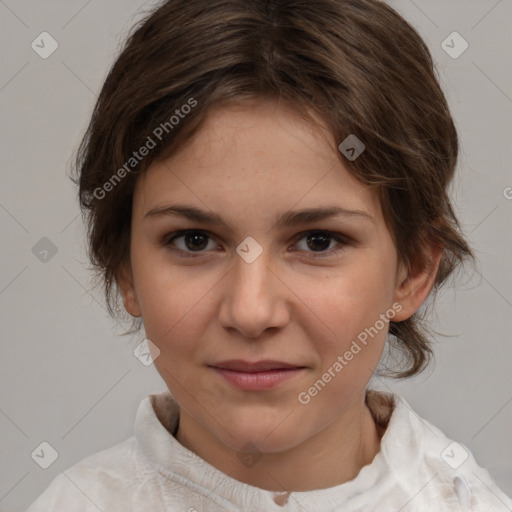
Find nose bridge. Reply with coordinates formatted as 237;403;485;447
231;245;273;304
219;242;287;337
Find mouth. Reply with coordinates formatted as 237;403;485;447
209;359;307;390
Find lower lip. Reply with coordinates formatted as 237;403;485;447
211;367;305;390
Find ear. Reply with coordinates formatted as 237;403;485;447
117;261;142;318
392;243;443;322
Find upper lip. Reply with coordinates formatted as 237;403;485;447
210;359;305;372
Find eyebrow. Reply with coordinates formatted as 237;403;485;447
144;203;374;228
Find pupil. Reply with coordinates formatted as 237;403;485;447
182;232;331;252
185;232;208;251
307;232;330;251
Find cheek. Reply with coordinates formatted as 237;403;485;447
296;273;390;414
131;253;216;351
302;261;394;340
295;260;394;401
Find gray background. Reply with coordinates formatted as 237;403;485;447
0;1;511;510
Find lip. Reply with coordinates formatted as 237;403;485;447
209;359;306;391
211;359;304;372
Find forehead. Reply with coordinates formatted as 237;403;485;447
133;101;382;226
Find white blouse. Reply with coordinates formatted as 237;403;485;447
27;390;512;511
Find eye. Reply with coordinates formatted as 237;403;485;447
163;229;349;258
163;230;219;256
293;230;349;258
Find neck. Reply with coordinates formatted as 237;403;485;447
175;393;383;492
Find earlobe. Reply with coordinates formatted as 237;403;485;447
392;246;443;322
117;264;142;318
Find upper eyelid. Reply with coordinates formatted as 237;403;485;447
166;229;349;250
167;228;347;240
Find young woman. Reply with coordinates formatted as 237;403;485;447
28;0;512;510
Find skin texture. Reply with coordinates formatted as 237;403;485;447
119;99;441;492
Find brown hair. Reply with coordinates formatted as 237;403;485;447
71;0;474;378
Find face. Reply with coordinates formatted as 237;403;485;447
120;100;428;455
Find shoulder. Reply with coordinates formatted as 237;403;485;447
369;390;512;511
26;436;157;512
27;390;179;512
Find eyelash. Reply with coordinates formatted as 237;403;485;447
162;230;350;259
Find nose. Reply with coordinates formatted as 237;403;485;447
218;250;289;339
